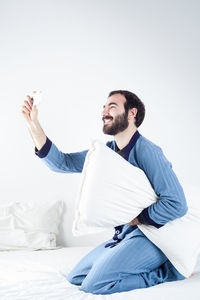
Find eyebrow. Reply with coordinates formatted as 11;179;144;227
103;102;118;109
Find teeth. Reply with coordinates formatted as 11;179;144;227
104;118;112;123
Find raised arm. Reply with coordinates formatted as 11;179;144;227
21;94;88;173
21;95;47;151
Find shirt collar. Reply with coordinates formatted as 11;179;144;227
115;130;141;161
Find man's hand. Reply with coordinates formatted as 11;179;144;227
21;94;46;151
127;217;141;226
21;95;38;125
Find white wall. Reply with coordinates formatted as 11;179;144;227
0;0;199;246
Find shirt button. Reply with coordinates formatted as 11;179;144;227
115;230;120;235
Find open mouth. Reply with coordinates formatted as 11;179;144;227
103;116;113;124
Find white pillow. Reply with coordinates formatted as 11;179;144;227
73;140;159;235
139;185;200;278
0;200;63;250
72;140;200;278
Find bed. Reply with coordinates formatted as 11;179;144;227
0;158;200;299
0;246;200;299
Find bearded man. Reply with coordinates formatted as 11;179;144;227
21;90;187;294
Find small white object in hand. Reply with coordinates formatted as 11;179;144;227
31;91;42;106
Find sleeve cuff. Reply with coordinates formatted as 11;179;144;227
35;137;52;158
137;207;164;228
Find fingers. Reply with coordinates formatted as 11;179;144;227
21;96;33;112
21;104;30;114
27;95;33;108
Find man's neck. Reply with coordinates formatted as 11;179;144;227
114;126;137;150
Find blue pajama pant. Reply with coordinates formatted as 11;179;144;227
67;225;184;294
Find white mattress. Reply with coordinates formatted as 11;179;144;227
0;247;200;300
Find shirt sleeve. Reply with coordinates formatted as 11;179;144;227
35;137;52;158
137;142;188;227
35;137;88;173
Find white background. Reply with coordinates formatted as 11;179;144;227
0;0;199;246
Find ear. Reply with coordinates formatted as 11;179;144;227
128;108;137;120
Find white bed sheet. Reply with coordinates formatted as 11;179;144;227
0;247;199;300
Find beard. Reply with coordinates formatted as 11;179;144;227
102;111;129;135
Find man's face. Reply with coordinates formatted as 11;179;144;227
102;94;129;135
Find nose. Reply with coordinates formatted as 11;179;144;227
102;106;109;117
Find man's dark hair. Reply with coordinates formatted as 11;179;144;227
108;90;145;128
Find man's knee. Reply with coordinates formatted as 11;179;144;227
79;271;146;294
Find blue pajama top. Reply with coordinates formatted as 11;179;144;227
35;130;188;228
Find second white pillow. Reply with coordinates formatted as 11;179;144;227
0;200;63;250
